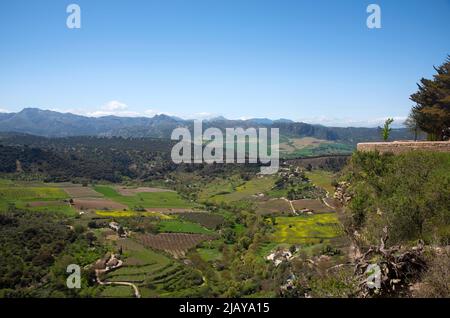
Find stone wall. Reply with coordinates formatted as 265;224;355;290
357;141;450;154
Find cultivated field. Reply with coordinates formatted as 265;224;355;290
256;199;292;215
279;137;332;153
305;170;336;194
102;238;205;297
136;233;214;258
116;186;174;196
291;199;334;213
94;185;195;209
28;200;67;207
72;198;128;210
272;213;342;245
0;187;68;201
200;175;276;204
95;210;172;219
158;219;213;235
145;207;197;214
63;186;104;198
176;212;225;229
0;185;76;215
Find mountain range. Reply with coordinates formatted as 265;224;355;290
0;108;415;144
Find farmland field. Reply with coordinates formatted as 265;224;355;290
279;137;332;154
135;233;214;258
106;238;204;297
281;142;354;159
94;185;195;209
200;175;276;204
197;247;223;262
116;186;174;196
95;210;172;219
158;219;213;235
72;198;128;210
305;170;335;194
63;186;104;198
100;285;135;298
144;207;197;213
272;213;342;245
0;187;68;201
0;185;76;215
176;212;225;229
256;199;292;215
291;199;334;213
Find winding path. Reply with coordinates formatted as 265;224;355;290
95;253;141;298
281;197;297;215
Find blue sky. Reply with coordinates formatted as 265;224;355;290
0;0;449;126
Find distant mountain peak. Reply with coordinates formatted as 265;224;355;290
245;118;274;125
207;116;227;122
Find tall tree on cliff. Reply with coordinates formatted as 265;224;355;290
410;55;450;141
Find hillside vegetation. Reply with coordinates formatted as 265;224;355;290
341;151;450;246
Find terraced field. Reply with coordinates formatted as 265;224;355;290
103;238;203;297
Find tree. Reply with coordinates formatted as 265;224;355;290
404;113;420;141
380;118;394;141
410;56;450;141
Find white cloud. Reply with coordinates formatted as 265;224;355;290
87;110;141;117
0;108;11;113
102;100;128;111
85;100;141;117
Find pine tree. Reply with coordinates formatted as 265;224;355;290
410;56;450;140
